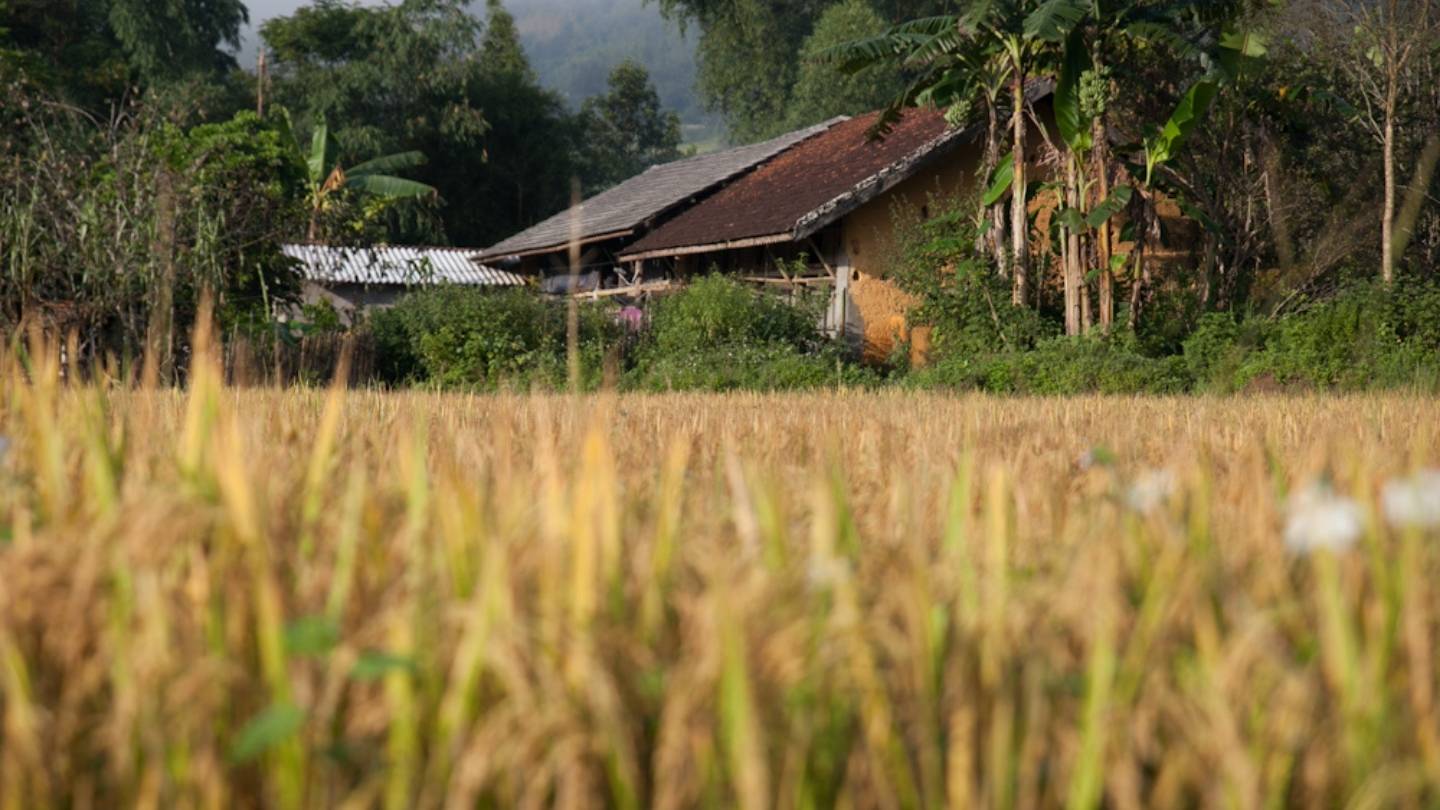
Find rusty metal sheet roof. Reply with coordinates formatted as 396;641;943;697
475;119;845;261
619;109;974;260
282;244;525;287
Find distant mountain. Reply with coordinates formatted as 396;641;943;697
508;0;721;144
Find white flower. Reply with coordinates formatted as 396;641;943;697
1284;483;1364;555
1125;469;1178;514
806;557;850;591
1381;470;1440;530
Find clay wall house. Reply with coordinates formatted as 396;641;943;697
615;106;1053;359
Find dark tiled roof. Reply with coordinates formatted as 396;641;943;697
476;119;845;261
619;109;973;259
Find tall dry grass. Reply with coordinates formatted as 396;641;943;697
2;326;1440;809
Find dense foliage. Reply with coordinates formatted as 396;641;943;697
0;94;304;371
2;0;1438;395
370;287;623;390
0;0;248;105
893;196;1440;394
629;275;874;391
368;276;874;392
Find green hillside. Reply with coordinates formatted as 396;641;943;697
508;0;721;146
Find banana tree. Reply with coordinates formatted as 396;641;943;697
1125;26;1266;327
968;0;1089;307
1044;0;1259;333
827;0;1090;308
290;118;439;241
831;15;1014;269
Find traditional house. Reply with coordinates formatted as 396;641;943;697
282;244;525;324
473;119;845;294
615;108;1037;355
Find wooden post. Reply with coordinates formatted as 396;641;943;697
829;241;852;340
256;48;268;119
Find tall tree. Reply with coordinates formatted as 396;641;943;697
1048;0;1258;332
106;0;248;82
579;60;684;191
263;0;482;243
654;0;950;143
785;0;903;131
469;0;586;237
1304;0;1438;284
478;0;533;81
0;0;247;105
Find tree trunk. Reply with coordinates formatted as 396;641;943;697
256;48;268;118
1064;155;1082;336
1382;98;1397;284
1127;194;1151;331
148;169;178;385
1093;117;1113;332
980;99;1009;274
1010;66;1030;306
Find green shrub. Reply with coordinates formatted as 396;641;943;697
643;274;826;356
369;286;621;390
1181;312;1276;392
912;336;1193;395
889;199;1057;357
629;274;871;391
1231;279;1440;391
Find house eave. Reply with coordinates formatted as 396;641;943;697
620;232;794;262
476;228;636;262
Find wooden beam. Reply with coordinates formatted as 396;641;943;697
739;276;831;286
808;237;836;278
621;232;792;262
562;280;675;300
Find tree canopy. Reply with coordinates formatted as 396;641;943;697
0;0;248;105
579;59;685;192
654;0;950;142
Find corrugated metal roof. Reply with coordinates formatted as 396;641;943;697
619;109;973;260
475;118;847;261
282;245;525;287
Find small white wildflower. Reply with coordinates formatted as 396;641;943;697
1381;470;1440;530
1125;469;1178;514
1284;483;1364;555
806;557;850;591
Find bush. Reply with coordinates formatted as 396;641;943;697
369;286;622;390
629;274;873;391
912;335;1193;395
1207;278;1440;392
1180;312;1277;392
642;274;826;356
0;94;305;359
889;198;1057;358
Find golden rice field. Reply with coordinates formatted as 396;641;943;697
4;339;1440;809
